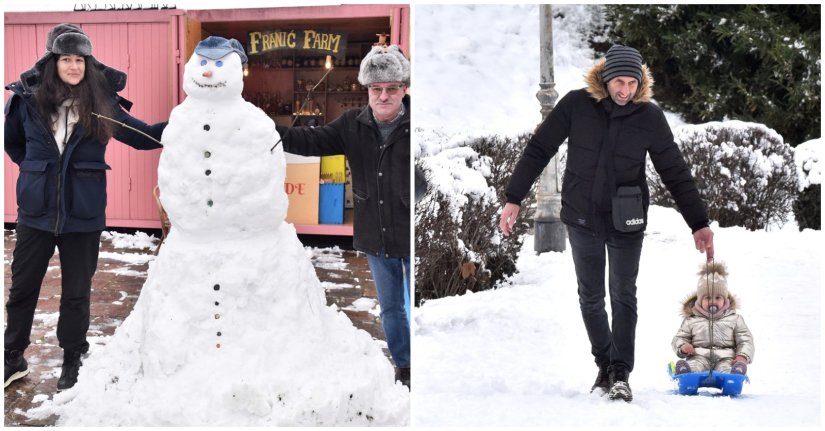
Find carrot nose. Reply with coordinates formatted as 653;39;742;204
202;70;213;78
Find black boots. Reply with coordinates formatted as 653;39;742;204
590;364;610;394
4;350;29;388
607;365;632;402
57;350;84;391
395;367;410;389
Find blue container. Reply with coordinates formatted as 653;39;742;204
319;183;345;224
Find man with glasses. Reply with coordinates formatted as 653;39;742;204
276;44;411;388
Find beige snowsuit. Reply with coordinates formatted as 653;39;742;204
671;294;755;373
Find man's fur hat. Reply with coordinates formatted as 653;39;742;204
358;45;410;87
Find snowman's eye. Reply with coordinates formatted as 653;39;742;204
200;59;207;66
216;60;223;68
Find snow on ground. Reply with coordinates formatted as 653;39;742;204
345;297;378;312
99;268;148;278
100;230;159;250
321;281;356;291
415;4;540;147
413;206;822;426
95;251;156;265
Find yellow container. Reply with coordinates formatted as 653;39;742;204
320;155;346;184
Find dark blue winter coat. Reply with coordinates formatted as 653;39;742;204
4;74;165;234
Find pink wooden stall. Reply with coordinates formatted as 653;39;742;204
4;5;410;235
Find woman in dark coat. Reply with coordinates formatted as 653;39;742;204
3;23;165;391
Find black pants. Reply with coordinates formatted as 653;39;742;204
567;225;643;372
5;223;101;354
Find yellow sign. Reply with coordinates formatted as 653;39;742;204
248;29;347;58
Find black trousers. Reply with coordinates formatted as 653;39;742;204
567;225;644;372
5;223;101;354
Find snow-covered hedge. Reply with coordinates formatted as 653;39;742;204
648;121;798;230
415;134;536;304
791;138;822;230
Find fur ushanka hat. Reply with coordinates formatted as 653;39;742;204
20;23;127;92
357;44;410;87
46;23;93;58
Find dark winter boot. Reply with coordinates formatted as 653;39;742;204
590;363;610;394
57;350;83;391
395;367;410;389
4;350;29;389
607;365;632;402
731;361;747;375
674;360;691;375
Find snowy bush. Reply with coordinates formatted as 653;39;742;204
415;134;536;304
793;185;820;231
647;121;798;230
791;139;822;230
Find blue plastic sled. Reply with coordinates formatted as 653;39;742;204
667;363;750;396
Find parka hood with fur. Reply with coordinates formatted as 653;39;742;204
680;293;739;319
584;58;654;104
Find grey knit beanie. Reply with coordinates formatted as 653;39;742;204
358;45;410;86
601;45;643;83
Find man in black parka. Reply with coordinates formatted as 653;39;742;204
276;45;411;388
499;45;715;402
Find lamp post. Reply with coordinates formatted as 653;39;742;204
533;4;565;253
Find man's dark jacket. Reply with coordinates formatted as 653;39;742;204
4;65;165;235
506;60;708;235
278;96;410;258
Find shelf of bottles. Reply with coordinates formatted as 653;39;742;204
245;46;371;126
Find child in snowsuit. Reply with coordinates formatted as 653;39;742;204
672;261;754;375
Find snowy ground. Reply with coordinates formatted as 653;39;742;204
413;207;822;426
4;230;389;426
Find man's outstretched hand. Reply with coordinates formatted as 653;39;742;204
499;203;521;237
693;227;715;261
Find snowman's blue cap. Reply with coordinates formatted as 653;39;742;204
195;36;248;64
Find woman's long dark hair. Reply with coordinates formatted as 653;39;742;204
34;55;115;144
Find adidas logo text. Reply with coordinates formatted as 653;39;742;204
625;218;644;226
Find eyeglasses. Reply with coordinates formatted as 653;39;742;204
368;85;405;96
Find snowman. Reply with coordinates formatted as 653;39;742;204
31;36;410;426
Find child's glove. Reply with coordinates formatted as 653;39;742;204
731;361;747;375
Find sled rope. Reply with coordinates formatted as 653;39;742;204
707;258;716;377
92;112;163;145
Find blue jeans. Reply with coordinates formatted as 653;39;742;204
367;253;411;368
567;226;644;372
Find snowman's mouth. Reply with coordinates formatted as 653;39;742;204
191;78;227;89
